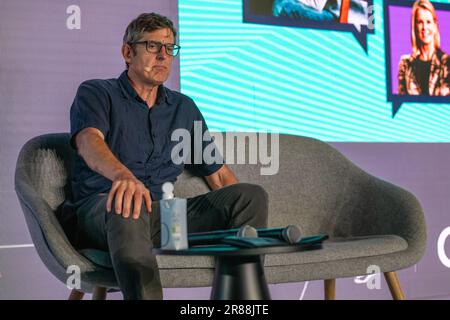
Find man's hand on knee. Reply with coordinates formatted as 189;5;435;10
106;172;152;219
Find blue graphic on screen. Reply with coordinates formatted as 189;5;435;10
178;0;450;142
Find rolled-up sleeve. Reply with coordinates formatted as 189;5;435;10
69;81;110;149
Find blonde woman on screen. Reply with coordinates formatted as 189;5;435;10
398;0;450;96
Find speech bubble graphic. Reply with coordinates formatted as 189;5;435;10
243;0;375;52
384;0;450;117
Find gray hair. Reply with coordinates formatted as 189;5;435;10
123;13;177;68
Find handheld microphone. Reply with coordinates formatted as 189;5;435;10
257;225;302;244
188;225;257;246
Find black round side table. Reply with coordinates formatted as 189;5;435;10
154;240;323;300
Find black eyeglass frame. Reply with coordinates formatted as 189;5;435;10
128;40;181;57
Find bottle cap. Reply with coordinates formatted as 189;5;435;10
162;182;174;199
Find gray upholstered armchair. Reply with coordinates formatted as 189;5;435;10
15;133;426;299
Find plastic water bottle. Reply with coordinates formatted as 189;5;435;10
160;182;188;250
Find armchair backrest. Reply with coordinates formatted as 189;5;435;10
14;133;96;279
16;132;425;249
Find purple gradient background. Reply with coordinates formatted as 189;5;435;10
389;5;450;94
2;0;450;300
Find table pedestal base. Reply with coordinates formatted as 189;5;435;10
210;255;270;300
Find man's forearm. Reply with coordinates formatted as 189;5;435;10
76;128;152;216
205;164;238;190
217;167;238;189
76;130;133;181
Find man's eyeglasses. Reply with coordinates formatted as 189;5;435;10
128;40;180;57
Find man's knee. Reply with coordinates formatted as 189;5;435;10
227;183;269;228
232;183;269;207
105;199;151;235
228;183;269;223
106;196;152;218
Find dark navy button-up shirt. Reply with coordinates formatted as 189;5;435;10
69;70;222;204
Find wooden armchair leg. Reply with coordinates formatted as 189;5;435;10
384;272;405;300
324;279;336;300
68;289;84;300
92;286;107;300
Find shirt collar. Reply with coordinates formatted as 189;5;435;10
118;70;173;105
